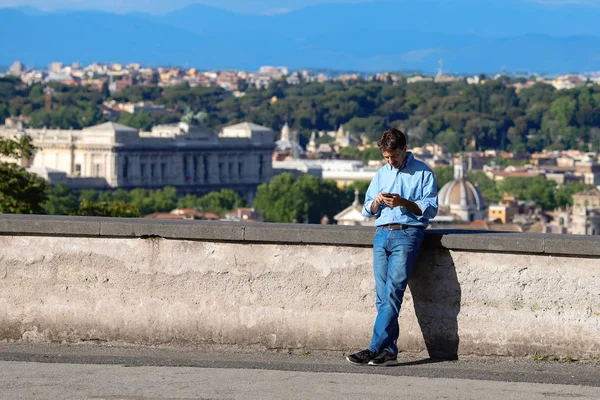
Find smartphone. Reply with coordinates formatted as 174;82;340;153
381;192;394;198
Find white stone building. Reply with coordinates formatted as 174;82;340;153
0;121;275;202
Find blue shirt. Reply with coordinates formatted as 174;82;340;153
362;152;438;228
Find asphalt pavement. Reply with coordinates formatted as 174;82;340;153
0;342;598;399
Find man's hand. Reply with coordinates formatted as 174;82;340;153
371;192;389;213
381;193;405;208
381;193;423;216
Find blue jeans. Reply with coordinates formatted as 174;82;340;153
368;227;424;355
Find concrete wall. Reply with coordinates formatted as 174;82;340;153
0;214;599;359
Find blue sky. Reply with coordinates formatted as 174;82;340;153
0;0;354;14
1;0;599;15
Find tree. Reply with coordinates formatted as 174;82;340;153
555;182;593;208
467;171;500;203
254;173;353;224
196;189;247;216
498;176;557;210
101;81;110;99
254;173;297;222
360;147;383;164
291;175;322;223
550;97;577;128
0;135;47;213
338;146;361;160
42;183;79;215
434;166;454;190
177;194;201;209
434;129;462;154
74;200;140;217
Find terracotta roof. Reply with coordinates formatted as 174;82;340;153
145;208;219;220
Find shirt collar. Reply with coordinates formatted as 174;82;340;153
385;151;414;171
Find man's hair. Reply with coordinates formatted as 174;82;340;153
377;128;407;151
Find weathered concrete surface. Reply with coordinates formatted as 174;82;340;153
1;225;599;359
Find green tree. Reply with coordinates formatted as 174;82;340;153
196;189;247;216
550;97;577;128
177;194;201;209
0;135;47;213
291;174;322;223
74;200;140;217
434;166;454;190
338;146;361;160
254;173;353;224
498;176;557;210
254;173;297;222
555;182;593;208
101;81;110;99
42;183;79;215
360;147;383;164
467;171;500;203
435;129;462;154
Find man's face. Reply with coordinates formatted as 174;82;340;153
382;147;407;169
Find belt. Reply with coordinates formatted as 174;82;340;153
380;224;424;230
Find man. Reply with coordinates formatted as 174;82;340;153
346;128;438;366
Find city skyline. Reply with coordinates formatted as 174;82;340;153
3;0;600;74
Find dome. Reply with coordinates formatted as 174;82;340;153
439;178;486;211
437;157;488;222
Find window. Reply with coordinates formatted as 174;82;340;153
193;157;198;182
161;163;167;180
94;164;101;177
203;157;209;182
141;164;146;178
74;164;82;177
183;156;190;181
150;164;155;178
123;157;128;178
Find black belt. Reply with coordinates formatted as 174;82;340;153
380;224;424;230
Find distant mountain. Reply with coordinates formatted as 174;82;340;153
156;0;600;38
1;2;599;74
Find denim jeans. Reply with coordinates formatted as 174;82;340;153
368;227;425;355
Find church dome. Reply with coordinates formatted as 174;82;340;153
438;178;486;211
438;157;488;222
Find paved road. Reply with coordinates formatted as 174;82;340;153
0;343;598;400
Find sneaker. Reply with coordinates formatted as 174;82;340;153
346;349;377;365
368;349;398;366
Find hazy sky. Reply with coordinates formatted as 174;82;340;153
0;0;361;14
1;0;598;14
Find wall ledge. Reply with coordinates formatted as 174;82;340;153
1;214;599;257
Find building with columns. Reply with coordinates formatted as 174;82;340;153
0;121;275;202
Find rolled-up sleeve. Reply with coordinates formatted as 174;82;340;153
362;172;381;218
415;170;438;220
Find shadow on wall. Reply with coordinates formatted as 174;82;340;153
409;247;461;360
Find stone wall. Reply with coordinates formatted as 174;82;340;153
0;215;598;359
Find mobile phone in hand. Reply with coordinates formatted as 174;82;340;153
381;192;394;198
